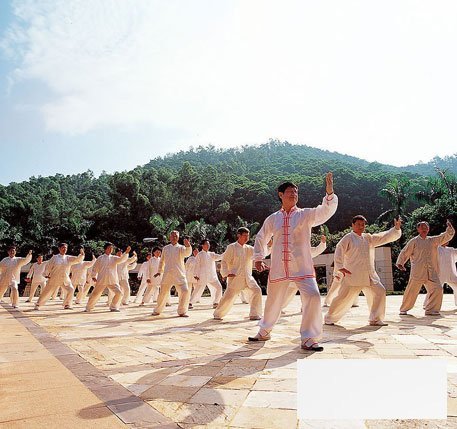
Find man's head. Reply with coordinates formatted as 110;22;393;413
277;182;298;207
417;221;430;237
192;248;199;257
236;227;250;245
201;239;210;252
104;242;114;254
145;252;152;261
36;254;43;263
58;243;68;255
7;245;16;258
169;230;179;245
116;249;123;257
152;246;162;258
351;215;368;235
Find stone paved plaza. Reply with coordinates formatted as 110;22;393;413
1;294;457;428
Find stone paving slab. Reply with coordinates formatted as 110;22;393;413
2;294;457;428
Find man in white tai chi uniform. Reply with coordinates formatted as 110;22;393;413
0;246;32;308
114;250;137;305
35;243;84;310
25;254;47;302
72;255;96;304
397;220;455;316
249;172;337;351
214;227;262;321
141;247;166;305
189;240;223;309
185;248;199;306
324;216;402;326
152;231;192;317
438;242;457;306
86;243;131;312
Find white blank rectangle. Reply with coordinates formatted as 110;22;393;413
297;359;447;419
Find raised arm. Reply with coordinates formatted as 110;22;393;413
431;220;455;246
310;236;327;258
369;218;402;247
311;173;338;227
17;250;33;268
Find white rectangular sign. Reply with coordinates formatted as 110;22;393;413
297;359;447;420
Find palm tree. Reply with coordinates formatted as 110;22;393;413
377;177;411;224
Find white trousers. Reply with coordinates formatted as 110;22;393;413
28;281;47;301
324;280;386;324
239;289;250;303
324;279;359;307
214;276;262;319
0;281;19;307
134;278;148;303
142;283;171;305
190;279;222;305
154;280;190;315
257;278;322;342
86;283;122;311
37;280;74;308
424;281;457;308
75;282;89;304
400;278;442;313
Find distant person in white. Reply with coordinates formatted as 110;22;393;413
152;231;192;317
190;239;223;309
25;254;47;302
86;243;131;312
397;220;455;316
35;243;84;310
71;255;96;304
324;216;402;326
113;249;137;305
135;252;152;303
141;247;167;305
185;248;199;307
249;173;338;352
0;246;32;308
213;227;262;320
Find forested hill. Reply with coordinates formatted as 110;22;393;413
1;140;456;255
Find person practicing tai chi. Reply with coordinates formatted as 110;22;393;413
324;216;402;326
152;231;192;317
185;248;199;306
71;254;96;304
281;235;327;313
25;254;47;302
213;227;262;321
113;249;137;305
35;243;84;310
323;266;359;308
438;242;457;306
135;252;152;303
189;239;223;309
249;172;338;351
0;246;33;308
141;247;166;305
397;220;455;316
86;243;131;312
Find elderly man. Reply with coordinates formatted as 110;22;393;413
324;216;402;326
35;243;84;310
0;246;33;308
213;227;263;321
152;231;192;317
397;220;455;316
86;243;131;312
249;173;338;351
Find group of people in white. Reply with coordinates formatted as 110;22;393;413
1;172;456;352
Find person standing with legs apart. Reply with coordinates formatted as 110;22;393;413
113;250;137;306
0;246;32;309
214;227;263;321
397;220;455;316
141;247;164;305
324;216;402;326
72;255;96;304
185;248;199;308
25;254;47;302
249;172;338;351
35;244;84;310
190;240;223;309
152;231;192;317
86;243;131;312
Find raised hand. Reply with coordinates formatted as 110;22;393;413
394;217;403;230
325;172;334;195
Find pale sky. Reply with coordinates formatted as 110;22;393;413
1;0;457;184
